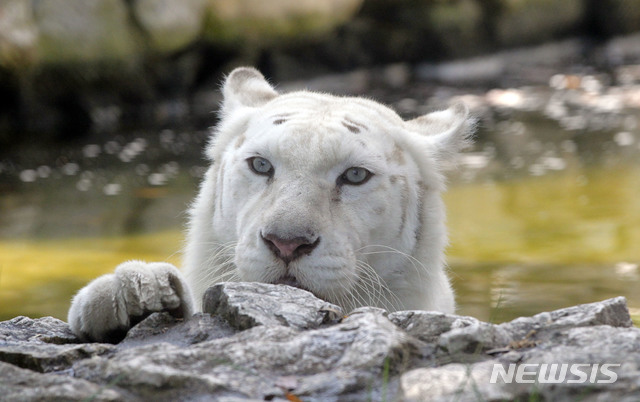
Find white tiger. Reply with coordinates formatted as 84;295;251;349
68;67;474;342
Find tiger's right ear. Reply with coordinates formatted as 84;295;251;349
221;67;278;116
406;102;475;165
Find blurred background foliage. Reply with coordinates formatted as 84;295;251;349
0;0;639;323
1;0;640;143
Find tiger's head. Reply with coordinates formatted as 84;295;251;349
184;67;474;313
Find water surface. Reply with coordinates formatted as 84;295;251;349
1;162;638;323
1;81;639;324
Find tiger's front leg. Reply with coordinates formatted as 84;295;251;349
67;261;194;343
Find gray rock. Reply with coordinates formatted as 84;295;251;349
0;0;39;68
399;297;639;401
0;361;126;402
498;295;633;340
203;0;363;43
202;282;344;330
33;0;142;63
416;39;586;85
132;0;207;53
437;319;512;358
0;0;363;69
0;285;638;401
0;316;115;373
400;324;640;402
0;316;78;344
70;305;411;400
0;341;114;374
494;0;585;47
118;312;235;348
389;310;482;343
400;363;513;402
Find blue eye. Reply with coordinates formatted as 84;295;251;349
340;167;372;185
248;157;274;176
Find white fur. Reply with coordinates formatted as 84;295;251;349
68;67;474;342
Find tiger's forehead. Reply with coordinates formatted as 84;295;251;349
239;93;406;171
244;92;405;143
261;91;405;128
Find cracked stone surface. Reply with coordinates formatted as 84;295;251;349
0;284;638;401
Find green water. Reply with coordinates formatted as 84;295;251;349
1;82;639;324
446;164;640;322
1;163;638;323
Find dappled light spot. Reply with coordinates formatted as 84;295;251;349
614;131;635;147
82;144;101;158
103;183;122;196
76;178;91;192
148;173;167;186
62;163;80;176
19;169;37;183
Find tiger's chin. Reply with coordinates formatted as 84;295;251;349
272;274;308;291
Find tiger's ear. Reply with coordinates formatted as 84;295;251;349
406;102;475;163
221;67;278;116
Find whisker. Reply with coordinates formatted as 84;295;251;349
355;262;384;305
355;260;404;311
189;240;239;286
357;244;430;283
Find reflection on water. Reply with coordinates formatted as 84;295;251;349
447;166;640;265
1;80;639;324
0;232;182;321
0;129;209;238
447;165;640;322
1;163;638;323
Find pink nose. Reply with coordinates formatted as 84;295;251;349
261;233;320;263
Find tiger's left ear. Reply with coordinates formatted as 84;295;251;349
406;102;475;163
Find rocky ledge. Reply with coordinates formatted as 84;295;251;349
1;283;638;401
